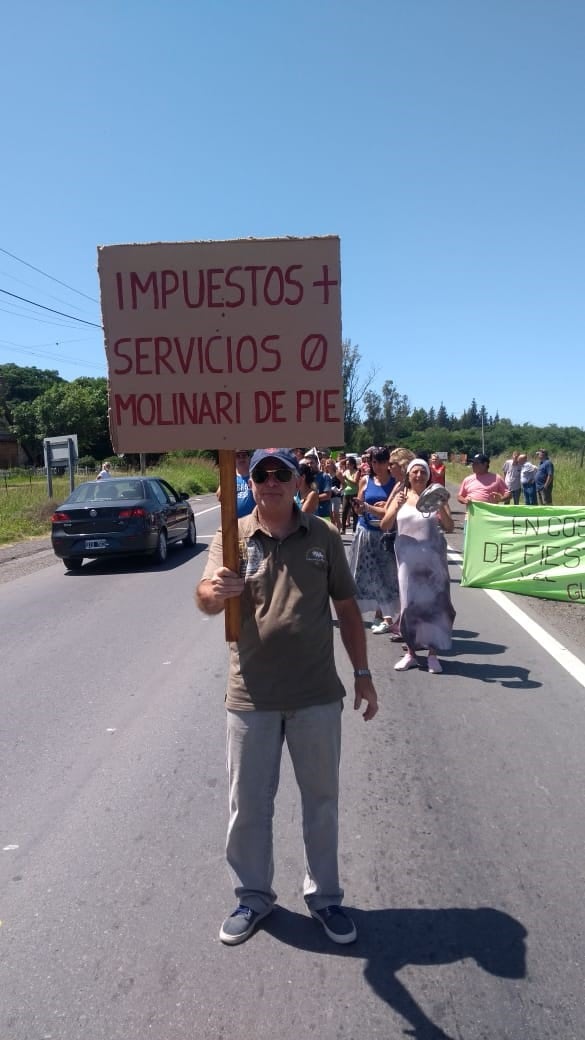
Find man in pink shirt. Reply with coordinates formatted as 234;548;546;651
457;453;511;507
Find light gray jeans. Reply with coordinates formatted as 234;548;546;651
226;701;344;913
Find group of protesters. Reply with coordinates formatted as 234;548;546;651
220;447;349;524
273;444;454;674
501;449;555;505
456;449;555;508
341;445;455;675
216;443;556;679
216;445;456;674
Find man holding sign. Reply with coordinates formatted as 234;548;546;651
196;448;378;946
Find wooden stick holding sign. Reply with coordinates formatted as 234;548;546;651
218;449;241;642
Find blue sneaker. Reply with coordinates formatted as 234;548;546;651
219;904;272;945
310;905;357;944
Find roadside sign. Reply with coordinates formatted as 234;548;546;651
43;435;78;464
43;436;78;497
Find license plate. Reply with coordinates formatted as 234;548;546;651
85;539;108;550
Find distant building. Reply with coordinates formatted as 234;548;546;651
0;424;26;468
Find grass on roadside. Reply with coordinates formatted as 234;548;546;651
0;457;219;545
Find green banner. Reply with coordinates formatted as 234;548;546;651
461;503;585;602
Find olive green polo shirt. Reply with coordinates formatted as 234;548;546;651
202;507;358;711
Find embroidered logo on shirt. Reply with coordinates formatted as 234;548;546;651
306;546;327;568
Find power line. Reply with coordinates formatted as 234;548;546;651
0;288;102;328
3;336;95;348
0;267;98;316
0;303;87;331
0;341;104;369
0;246;99;304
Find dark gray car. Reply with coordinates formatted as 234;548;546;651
51;477;196;571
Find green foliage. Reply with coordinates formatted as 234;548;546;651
343;349;585;462
32;378;110;455
0;480;63;542
156;456;219;495
436;403;450;427
9;401;38;461
0;363;63;418
7;369;111;464
3;363;585;487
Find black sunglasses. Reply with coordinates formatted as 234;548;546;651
252;467;293;484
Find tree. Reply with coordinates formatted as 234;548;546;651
461;398;480;428
410;407;429;431
11;377;111;463
381;380;410;442
342;339;376;446
10;401;39;463
0;363;63;427
436;402;450;428
361;390;385;446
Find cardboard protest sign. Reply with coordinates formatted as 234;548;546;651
97;236;343;452
461;502;585;602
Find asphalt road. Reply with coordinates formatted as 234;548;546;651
1;494;584;1039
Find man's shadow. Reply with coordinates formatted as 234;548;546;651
263;905;527;1040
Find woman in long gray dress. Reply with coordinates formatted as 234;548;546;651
381;458;455;674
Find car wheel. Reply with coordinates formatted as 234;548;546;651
63;557;83;571
184;518;196;548
152;529;168;564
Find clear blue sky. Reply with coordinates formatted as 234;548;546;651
1;0;584;429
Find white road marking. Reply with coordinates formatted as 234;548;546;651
193;504;220;517
482;589;585;688
448;547;585;689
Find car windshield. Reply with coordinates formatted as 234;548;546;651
65;481;144;504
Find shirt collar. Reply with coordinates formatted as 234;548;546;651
247;503;308;538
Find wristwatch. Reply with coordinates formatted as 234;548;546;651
354;668;372;679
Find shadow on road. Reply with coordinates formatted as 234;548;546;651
450;637;506;656
263;905;527;1040
445;630;542;687
443;660;542;688
62;543;205;576
332;626;542;687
